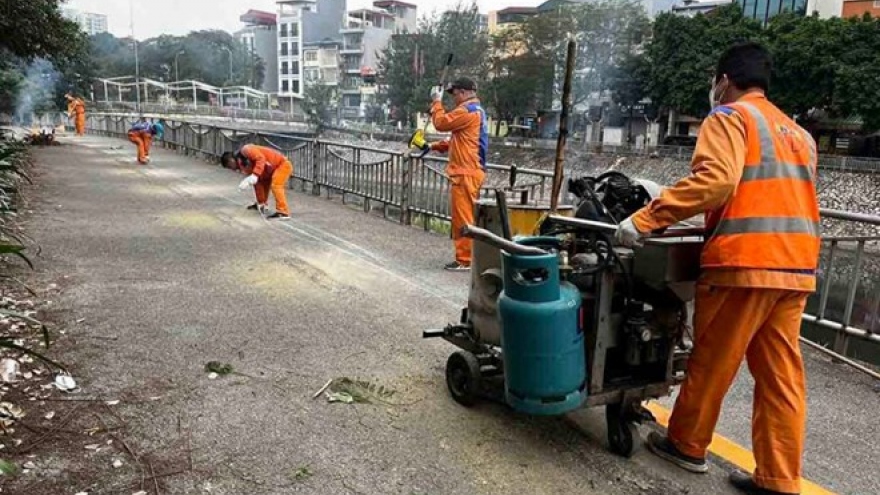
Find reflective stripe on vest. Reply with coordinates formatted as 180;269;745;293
702;100;820;272
708;102;819;242
735;102;816;183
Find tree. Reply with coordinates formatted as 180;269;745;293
645;5;764;119
832;15;880;131
523;1;651;108
377;1;489;126
301;81;337;131
485;27;552;132
764;13;843;120
0;0;89;116
0;1;87;63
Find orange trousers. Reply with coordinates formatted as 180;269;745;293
127;131;149;164
75;113;85;136
449;173;484;265
144;134;153;158
253;161;293;215
668;285;809;494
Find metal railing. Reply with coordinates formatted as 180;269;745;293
80;114;880;356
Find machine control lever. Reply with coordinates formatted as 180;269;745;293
460;225;549;256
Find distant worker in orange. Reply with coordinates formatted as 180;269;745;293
127;118;152;165
421;77;488;271
65;93;86;136
221;144;293;220
616;42;819;495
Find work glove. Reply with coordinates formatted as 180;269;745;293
430;86;444;102
238;174;258;191
615;216;644;247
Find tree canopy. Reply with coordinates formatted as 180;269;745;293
0;0;90;116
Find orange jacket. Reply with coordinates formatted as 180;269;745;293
239;144;290;182
430;98;488;177
67;99;85;116
631;93;820;291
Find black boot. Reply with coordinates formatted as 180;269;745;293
729;470;799;495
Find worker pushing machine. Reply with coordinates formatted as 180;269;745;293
616;42;819;495
65;93;86;137
220;144;293;220
415;77;488;271
127;118;153;165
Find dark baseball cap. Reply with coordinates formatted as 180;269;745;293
446;77;477;93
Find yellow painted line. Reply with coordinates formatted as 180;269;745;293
644;402;837;495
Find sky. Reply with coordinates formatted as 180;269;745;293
65;0;545;39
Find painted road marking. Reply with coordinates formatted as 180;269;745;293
644;402;836;495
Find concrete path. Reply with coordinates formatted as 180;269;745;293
25;134;878;494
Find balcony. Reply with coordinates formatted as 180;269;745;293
340;45;364;54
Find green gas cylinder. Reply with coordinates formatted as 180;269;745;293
498;237;586;416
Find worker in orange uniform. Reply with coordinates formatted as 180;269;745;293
616;42;819;495
220;144;293;220
65;93;86;137
423;77;488;271
127;118;152;165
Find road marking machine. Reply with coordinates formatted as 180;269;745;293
424;172;705;457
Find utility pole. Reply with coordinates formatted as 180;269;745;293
175;50;186;83
130;0;141;113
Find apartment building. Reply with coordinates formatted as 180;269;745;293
276;0;346;98
62;8;108;36
339;1;417;120
236;10;279;93
303;39;341;85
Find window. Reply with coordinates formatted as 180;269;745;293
291;62;300;75
290;23;299;37
305;51;318;62
280;24;288;37
875;0;880;7
282;80;289;93
290;42;299;54
281;62;289;75
292;81;300;94
280;43;288;56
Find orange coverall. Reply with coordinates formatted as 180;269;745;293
127;125;152;164
631;93;820;494
68;98;86;136
430;98;488;265
239;145;294;216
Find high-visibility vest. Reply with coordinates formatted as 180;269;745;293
701;98;821;274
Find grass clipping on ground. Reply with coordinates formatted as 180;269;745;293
319;377;397;405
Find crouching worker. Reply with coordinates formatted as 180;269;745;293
127;118;152;165
220;144;293;220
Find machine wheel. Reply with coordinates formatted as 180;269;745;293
606;404;641;458
446;351;482;407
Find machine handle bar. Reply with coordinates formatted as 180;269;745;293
545;215;705;238
460;225;550;256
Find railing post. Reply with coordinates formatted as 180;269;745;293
400;154;411;225
833;240;865;355
311;139;321;196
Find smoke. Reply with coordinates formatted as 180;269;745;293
14;58;61;126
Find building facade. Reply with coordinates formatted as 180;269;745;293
236;10;279;93
338;2;417;120
303;39;341;85
62;8;108;36
841;0;880;16
277;0;347;99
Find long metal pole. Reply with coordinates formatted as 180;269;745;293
550;38;576;213
130;0;141;113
